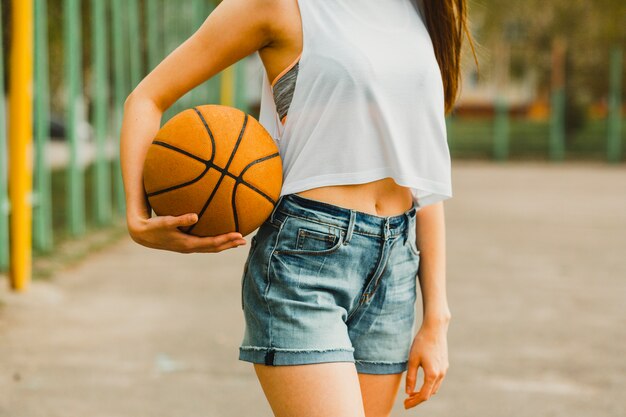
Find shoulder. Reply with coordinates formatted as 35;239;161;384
207;0;283;49
211;0;299;51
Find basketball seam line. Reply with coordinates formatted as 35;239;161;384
186;109;248;234
231;152;282;231
146;141;210;196
151;140;207;164
147;141;279;202
146;165;210;197
192;108;217;165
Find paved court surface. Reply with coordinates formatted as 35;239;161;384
1;160;625;417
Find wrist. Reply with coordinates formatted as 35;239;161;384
422;311;451;330
125;195;151;220
126;209;150;234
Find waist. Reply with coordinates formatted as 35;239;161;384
272;192;417;239
294;177;414;217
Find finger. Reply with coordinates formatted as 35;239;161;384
163;213;198;228
405;358;420;394
404;393;426;409
183;233;245;252
404;382;434;409
412;368;437;403
405;390;425;409
431;374;444;395
197;240;244;253
192;234;247;251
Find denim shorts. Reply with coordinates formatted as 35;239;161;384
238;193;421;374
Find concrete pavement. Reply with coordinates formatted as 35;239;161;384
1;160;625;416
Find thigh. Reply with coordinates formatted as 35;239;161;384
254;362;366;417
358;372;403;417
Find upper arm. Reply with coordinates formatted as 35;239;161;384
131;0;277;111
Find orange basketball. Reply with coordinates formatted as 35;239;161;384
142;104;283;237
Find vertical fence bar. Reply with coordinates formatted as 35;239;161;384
162;0;174;57
550;88;565;161
234;59;246;112
111;0;127;215
8;0;34;290
221;66;235;107
162;0;176;120
177;4;191;111
91;0;112;225
191;0;206;107
206;0;220;105
127;0;143;88
607;45;623;163
491;38;510;161
549;37;566;161
493;94;510;161
445;114;454;154
33;0;53;252
64;0;86;236
0;4;9;271
145;0;160;71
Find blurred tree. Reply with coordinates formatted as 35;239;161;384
471;0;625;109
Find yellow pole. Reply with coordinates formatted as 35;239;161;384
220;65;235;107
8;0;34;291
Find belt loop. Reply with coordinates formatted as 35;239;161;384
383;217;390;239
404;211;411;242
343;210;356;245
270;195;284;224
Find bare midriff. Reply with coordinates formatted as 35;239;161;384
295;178;414;217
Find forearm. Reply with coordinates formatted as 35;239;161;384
414;201;451;328
119;93;164;227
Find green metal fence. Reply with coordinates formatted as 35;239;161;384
0;0;250;275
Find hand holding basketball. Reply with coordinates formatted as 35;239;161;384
142;104;283;239
127;211;247;254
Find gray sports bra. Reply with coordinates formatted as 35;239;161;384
271;57;301;125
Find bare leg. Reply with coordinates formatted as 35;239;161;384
358;372;403;417
253;362;366;417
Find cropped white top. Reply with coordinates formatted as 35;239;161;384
257;0;452;209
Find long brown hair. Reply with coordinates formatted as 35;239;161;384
422;0;479;115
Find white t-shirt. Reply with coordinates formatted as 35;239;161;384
257;0;452;209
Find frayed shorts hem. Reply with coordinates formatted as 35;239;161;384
238;346;407;374
354;359;408;374
239;345;355;366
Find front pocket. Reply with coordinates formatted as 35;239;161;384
274;216;345;256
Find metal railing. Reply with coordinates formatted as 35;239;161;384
0;0;249;290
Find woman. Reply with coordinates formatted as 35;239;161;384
120;0;478;415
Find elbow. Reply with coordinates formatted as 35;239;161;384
124;91;134;108
124;89;165;114
124;89;147;110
